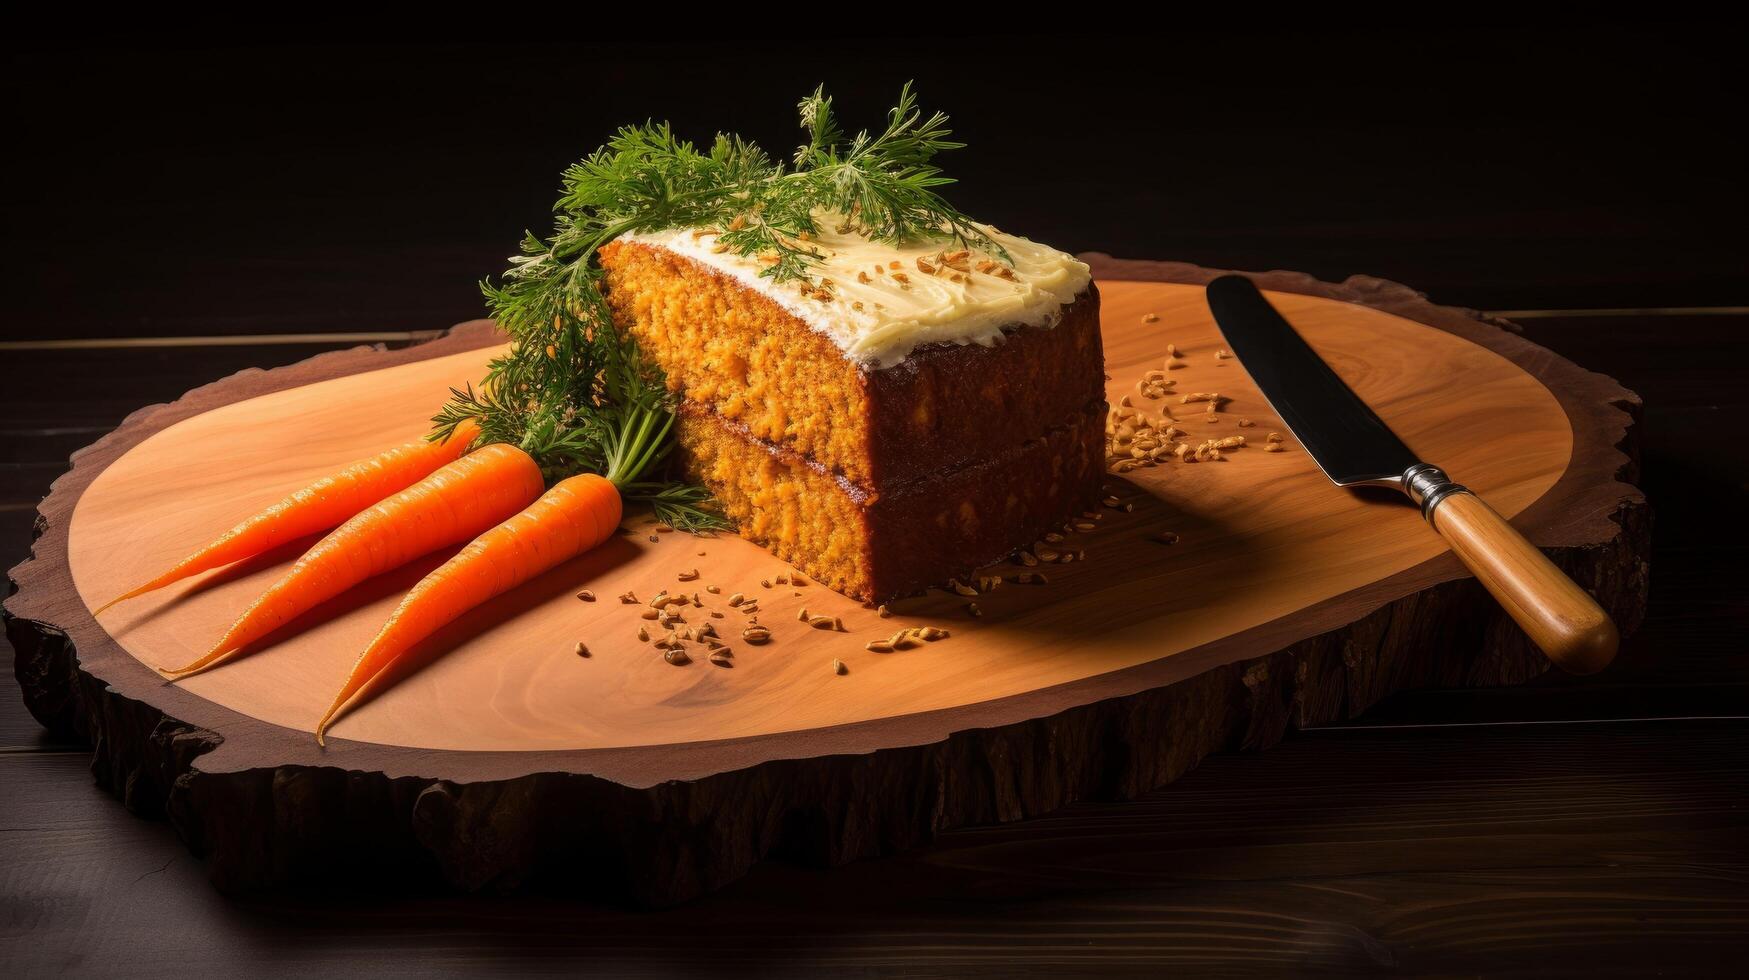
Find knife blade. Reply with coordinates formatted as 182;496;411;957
1204;275;1619;674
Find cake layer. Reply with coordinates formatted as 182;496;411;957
618;212;1093;368
600;239;1103;487
677;401;1106;603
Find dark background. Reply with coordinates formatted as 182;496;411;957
5;30;1747;976
4;28;1744;344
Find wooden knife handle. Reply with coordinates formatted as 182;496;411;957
1428;490;1619;674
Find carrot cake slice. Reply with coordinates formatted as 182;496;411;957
599;214;1103;602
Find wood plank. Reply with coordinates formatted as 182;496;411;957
59;282;1581;751
2;720;1741;975
5;313;1736;746
3;265;1650;904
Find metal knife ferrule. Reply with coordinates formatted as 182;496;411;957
1401;463;1468;521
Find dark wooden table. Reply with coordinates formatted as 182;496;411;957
5;34;1746;978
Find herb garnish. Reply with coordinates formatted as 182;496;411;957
433;83;999;531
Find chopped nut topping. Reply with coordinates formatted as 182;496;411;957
677;568;700;582
832;659;848;675
574;641;590;657
575;590;595;602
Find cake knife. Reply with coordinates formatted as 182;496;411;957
1205;275;1618;674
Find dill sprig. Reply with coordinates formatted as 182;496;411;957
439;83;1000;532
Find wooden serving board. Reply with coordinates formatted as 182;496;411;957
4;260;1648;904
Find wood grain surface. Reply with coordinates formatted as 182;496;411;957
3;261;1650;905
67;280;1572;751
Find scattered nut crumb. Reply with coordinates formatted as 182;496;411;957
573;641;590;658
832;659;848;676
575;590;595;602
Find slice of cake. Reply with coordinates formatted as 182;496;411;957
599;215;1103;602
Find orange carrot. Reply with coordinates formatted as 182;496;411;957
96;420;480;615
314;473;622;743
162;441;543;679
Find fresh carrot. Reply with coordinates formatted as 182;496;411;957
314;472;622;743
161;441;543;679
96;420;480;615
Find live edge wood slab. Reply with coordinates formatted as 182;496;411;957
4;259;1648;906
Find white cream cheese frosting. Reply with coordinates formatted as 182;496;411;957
619;213;1091;369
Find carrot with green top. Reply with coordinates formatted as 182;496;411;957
161;440;543;679
314;406;698;743
96;420;479;615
